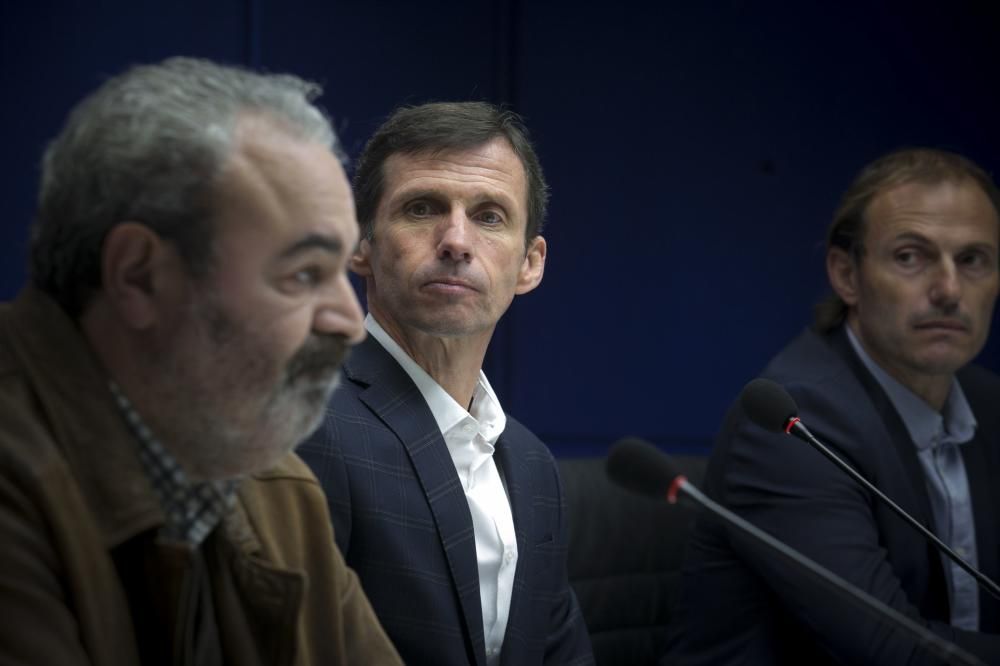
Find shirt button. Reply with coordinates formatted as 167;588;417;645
463;423;475;433
504;548;514;563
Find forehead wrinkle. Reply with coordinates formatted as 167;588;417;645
867;182;1000;247
217;119;353;241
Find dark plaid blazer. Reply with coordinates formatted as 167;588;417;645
299;336;593;666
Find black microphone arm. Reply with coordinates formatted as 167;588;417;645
741;378;1000;601
606;438;984;666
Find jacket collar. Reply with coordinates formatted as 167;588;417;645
821;326;939;527
6;289;265;557
7;289;165;548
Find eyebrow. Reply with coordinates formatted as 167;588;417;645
278;233;345;260
890;232;932;245
394;188;516;213
891;231;998;253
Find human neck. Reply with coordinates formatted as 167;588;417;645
892;371;951;413
373;314;492;409
845;318;952;412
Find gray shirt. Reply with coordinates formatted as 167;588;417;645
846;326;980;630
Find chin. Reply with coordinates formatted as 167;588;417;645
911;351;970;377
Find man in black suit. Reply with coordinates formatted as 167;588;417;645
666;148;1000;664
299;102;593;666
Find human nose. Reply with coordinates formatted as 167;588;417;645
928;259;962;309
435;211;473;263
313;272;366;344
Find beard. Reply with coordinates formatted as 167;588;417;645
144;292;350;480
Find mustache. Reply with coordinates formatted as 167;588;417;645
909;310;971;329
286;335;351;383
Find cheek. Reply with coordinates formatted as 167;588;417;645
979;276;1000;306
241;307;316;363
971;287;999;326
487;241;528;278
372;237;420;279
864;274;911;311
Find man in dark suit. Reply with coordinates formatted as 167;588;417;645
665;148;1000;665
299;102;593;666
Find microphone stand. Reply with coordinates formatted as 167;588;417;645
785;418;1000;600
669;475;984;666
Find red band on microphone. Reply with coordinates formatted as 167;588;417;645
785;417;801;435
667;475;687;504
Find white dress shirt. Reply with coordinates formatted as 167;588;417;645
367;316;517;664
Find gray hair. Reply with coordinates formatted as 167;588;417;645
31;56;339;317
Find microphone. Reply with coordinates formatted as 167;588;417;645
606;438;984;666
740;378;1000;601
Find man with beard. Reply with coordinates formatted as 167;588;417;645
666;148;1000;665
299;102;593;665
0;57;401;665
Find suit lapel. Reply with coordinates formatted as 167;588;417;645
962;432;1000;630
493;429;534;663
828;328;938;527
828;327;951;617
347;337;487;666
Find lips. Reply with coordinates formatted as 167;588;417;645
913;319;969;333
423;277;479;292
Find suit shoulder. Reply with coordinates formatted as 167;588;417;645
502;414;556;462
958;363;1000;395
958;363;1000;432
503;414;547;447
758;329;868;414
761;328;849;385
713;328;883;467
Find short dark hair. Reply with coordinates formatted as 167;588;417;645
31;57;338;318
353;101;548;243
814;147;1000;332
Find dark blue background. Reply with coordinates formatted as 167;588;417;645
3;1;999;456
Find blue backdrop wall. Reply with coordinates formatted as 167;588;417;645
3;1;999;457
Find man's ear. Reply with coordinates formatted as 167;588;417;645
100;223;178;329
515;235;546;295
350;238;373;277
827;247;860;307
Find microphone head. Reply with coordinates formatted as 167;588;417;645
740;378;798;433
606;437;681;499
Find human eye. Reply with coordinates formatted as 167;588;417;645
475;209;505;226
958;249;996;275
285;265;325;291
404;199;437;218
893;247;925;271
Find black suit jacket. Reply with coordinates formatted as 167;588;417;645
664;327;1000;665
299;336;593;666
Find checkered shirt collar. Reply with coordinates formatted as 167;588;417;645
109;382;238;547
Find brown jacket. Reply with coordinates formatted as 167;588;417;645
0;289;402;665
